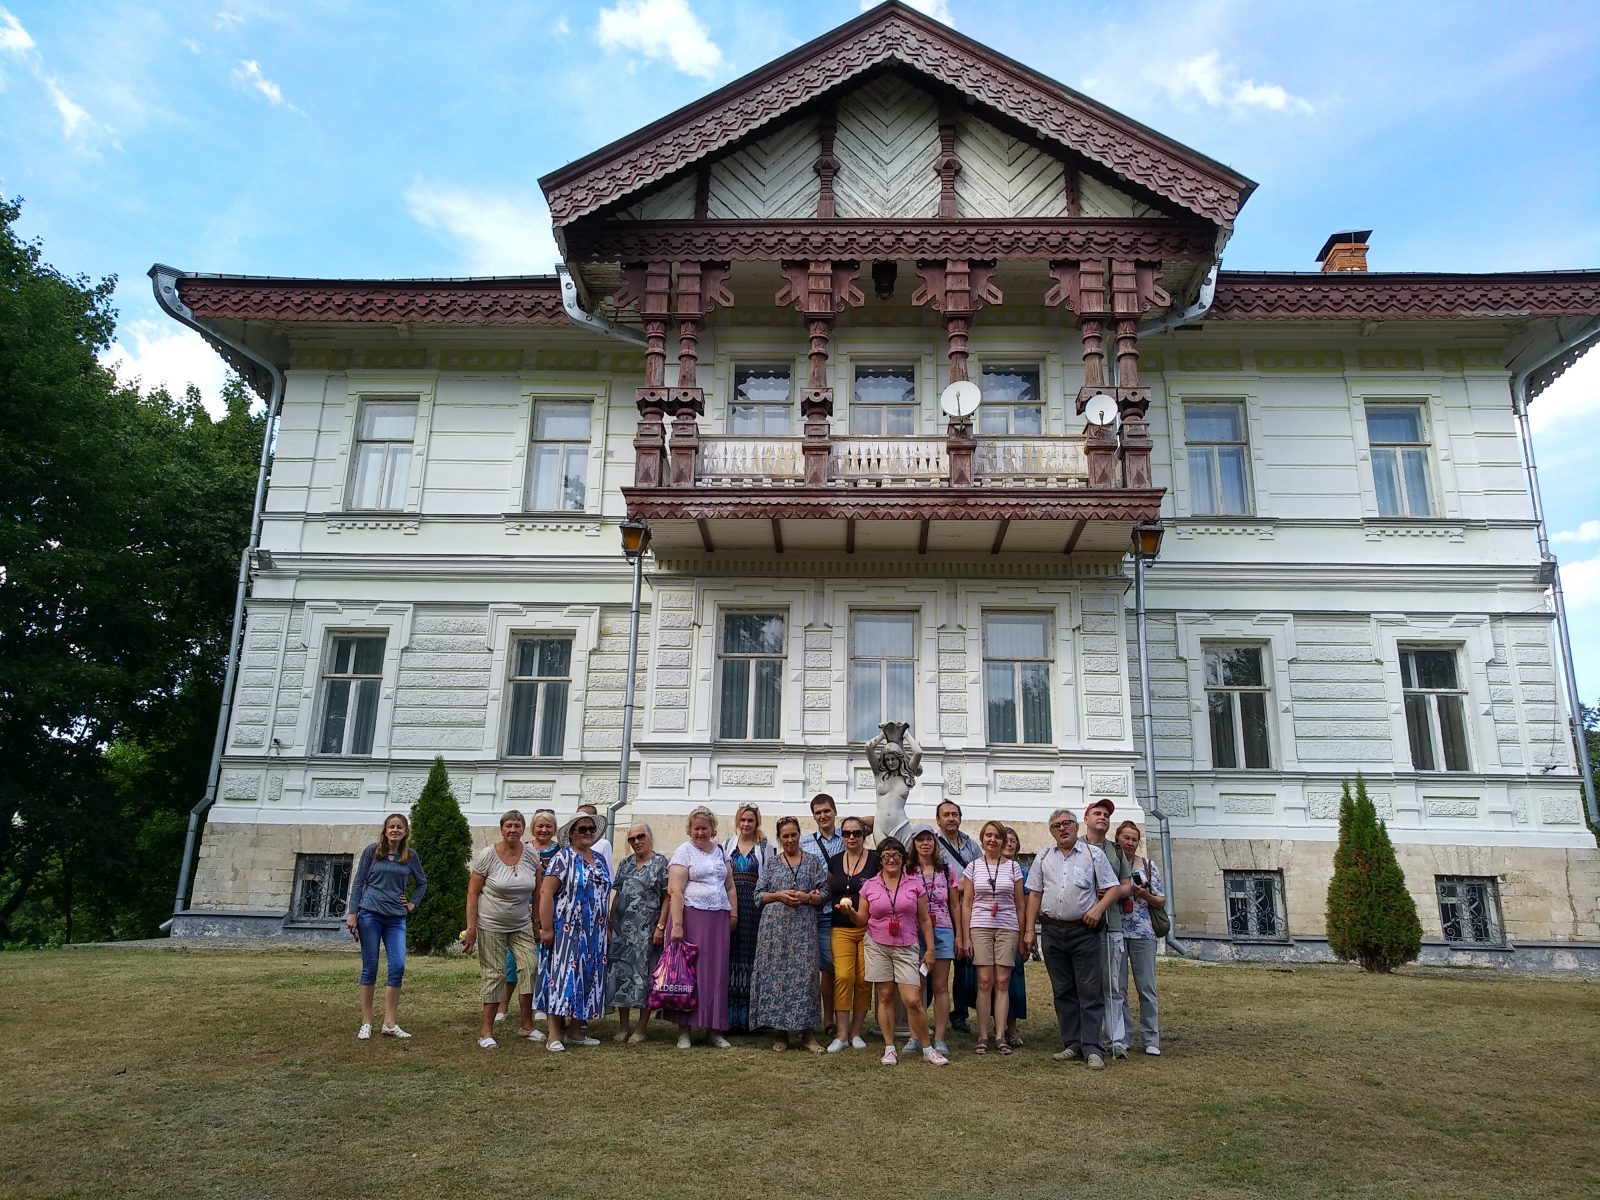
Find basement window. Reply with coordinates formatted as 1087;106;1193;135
1436;876;1505;947
289;854;354;924
1224;870;1287;941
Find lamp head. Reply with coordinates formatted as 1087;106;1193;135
620;518;652;560
1132;522;1164;561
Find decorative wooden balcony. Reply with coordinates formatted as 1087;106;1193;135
694;435;1090;489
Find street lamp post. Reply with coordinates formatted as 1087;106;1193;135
612;518;651;839
1131;520;1189;955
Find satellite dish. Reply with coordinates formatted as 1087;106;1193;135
940;380;982;419
1082;393;1119;427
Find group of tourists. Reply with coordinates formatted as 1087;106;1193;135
345;795;1165;1067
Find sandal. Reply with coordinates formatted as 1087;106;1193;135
772;1039;789;1053
973;1040;990;1055
998;1041;1014;1056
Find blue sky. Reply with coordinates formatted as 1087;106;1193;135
2;0;1596;700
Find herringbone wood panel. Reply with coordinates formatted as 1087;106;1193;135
954;111;1070;218
707;117;821;219
833;75;940;219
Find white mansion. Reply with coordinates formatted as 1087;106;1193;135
155;3;1599;966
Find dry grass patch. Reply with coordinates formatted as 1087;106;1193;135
0;948;1595;1200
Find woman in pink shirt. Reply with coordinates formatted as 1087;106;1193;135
959;820;1026;1055
844;836;948;1066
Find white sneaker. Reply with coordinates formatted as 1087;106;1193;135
922;1046;950;1066
850;1036;867;1051
880;1047;898;1066
356;1023;372;1041
826;1038;847;1053
1145;1046;1162;1057
677;1032;693;1050
477;1036;497;1049
709;1034;732;1049
575;1036;602;1047
380;1025;411;1039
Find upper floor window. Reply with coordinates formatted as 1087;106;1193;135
717;613;784;740
349;399;417;510
851;365;917;435
984;613;1052;745
849;612;916;742
1366;404;1435;517
527;400;591;512
1224;870;1287;941
1185;401;1251;516
318;635;385;755
1436;876;1504;947
504;637;572;757
1204;645;1272;769
1400;647;1470;771
730;365;792;435
978;364;1043;435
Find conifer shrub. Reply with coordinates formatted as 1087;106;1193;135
1326;775;1423;972
407;757;472;954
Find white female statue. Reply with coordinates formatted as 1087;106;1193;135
866;721;922;844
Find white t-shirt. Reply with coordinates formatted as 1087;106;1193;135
669;841;732;911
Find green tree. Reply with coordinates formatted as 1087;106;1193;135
1326;775;1423;972
0;196;262;942
408;757;472;954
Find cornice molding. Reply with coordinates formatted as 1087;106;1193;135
623;486;1164;523
566;218;1215;264
1210;272;1600;321
178;277;568;325
541;6;1250;228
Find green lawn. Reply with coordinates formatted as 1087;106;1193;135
0;947;1595;1200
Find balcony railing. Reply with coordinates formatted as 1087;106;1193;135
695;434;1089;488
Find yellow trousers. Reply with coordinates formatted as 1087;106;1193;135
830;925;871;1015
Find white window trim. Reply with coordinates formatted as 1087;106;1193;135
1201;642;1277;771
685;584;806;744
846;609;920;744
1175;612;1297;771
970;341;1069;437
963;586;1080;751
833;347;938;436
284;602;413;759
970;358;1048;436
509;379;610;516
1372;614;1499;773
1164;385;1267;519
713;610;790;743
485;604;602;761
1348;384;1456;520
710;350;806;434
329;375;436;513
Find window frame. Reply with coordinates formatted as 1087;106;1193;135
525;398;595;513
1183;399;1253;516
1364;401;1437;518
1203;644;1274;770
503;635;576;758
982;611;1054;747
715;610;787;742
848;611;918;743
1435;875;1506;948
1223;869;1288;942
976;361;1045;436
346;397;419;512
849;362;921;436
728;363;795;436
288;853;355;925
315;633;388;757
1399;645;1472;773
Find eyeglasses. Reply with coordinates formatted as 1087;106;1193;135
841;829;865;838
626;834;648;843
1049;821;1075;831
573;824;597;835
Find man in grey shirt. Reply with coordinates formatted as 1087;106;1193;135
1083;797;1133;1058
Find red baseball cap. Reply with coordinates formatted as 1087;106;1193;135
1085;797;1116;815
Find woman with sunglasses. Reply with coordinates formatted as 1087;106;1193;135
824;816;877;1052
607;823;669;1044
847;835;948;1066
749;815;827;1052
537;813;612;1052
722;803;772;1034
959;819;1026;1055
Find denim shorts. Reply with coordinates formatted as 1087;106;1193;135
817;919;834;970
931;925;956;960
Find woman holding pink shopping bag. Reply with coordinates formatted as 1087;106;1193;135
665;806;737;1050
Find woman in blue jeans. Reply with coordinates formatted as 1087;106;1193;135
346;813;428;1040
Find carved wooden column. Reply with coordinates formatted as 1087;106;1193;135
616;262;672;487
776;261;863;486
1047;258;1116;489
914;259;1001;487
665;261;733;487
1110;259;1170;490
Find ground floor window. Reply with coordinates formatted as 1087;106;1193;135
290;853;353;923
1436;875;1504;947
1224;870;1287;941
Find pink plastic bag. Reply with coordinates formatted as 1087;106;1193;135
648;940;698;1012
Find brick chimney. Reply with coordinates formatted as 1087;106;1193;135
1317;229;1372;273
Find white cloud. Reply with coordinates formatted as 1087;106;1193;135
1162;50;1315;115
1558;549;1599;612
404;180;559;276
0;5;111;144
595;0;723;79
1552;520;1600;545
552;15;571;38
1529;342;1600;434
232;58;300;111
861;0;953;25
102;320;231;417
0;7;34;53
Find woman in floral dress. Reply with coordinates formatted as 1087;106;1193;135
607;822;669;1044
536;814;611;1052
722;804;772;1033
749;815;827;1052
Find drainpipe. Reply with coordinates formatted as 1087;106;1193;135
148;264;286;932
556;264;647;346
1139;262;1219;339
1510;321;1600;829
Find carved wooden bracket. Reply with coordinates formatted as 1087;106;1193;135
1110;258;1169;391
935;101;962;219
615;261;672;388
815;105;838;220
